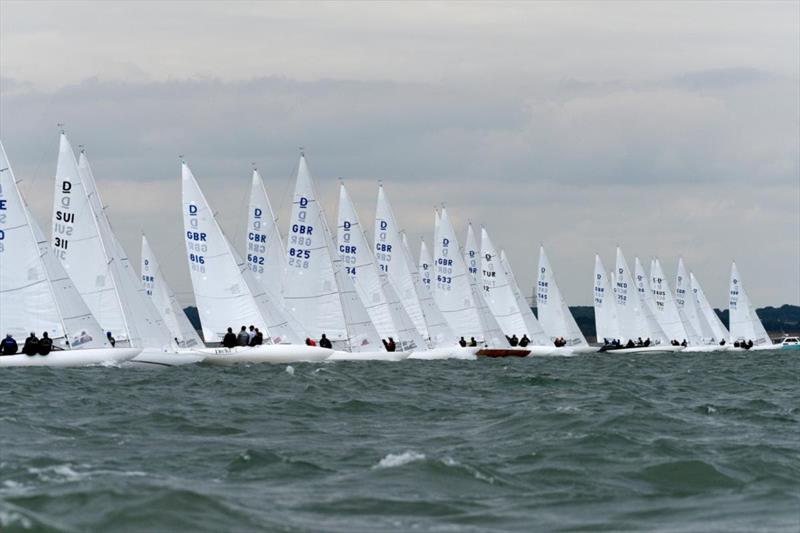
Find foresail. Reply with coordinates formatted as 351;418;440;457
141;234;203;348
649;258;697;344
676;259;715;343
480;227;529;337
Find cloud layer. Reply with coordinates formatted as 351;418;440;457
1;1;798;308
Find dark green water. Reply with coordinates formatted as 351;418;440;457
1;352;798;532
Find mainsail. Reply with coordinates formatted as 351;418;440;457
536;246;588;346
463;224;506;346
141;234;203;348
728;262;770;345
246;169;286;301
593;254;620;342
498;249;549;345
617;249;666;343
433;209;486;341
282;155;381;351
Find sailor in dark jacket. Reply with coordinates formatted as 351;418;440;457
23;332;39;356
222;327;238;348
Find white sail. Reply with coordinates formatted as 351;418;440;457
182;162;301;344
649;258;697;344
728;262;770;345
497;250;545;343
617;249;666;343
690;272;729;342
419;239;435;293
141;234;203;348
283;155;381;351
78;152;175;350
374;185;427;338
30;215;106;349
675;258;715;343
282;155;348;343
52;134;129;342
337;183;423;350
479;227;542;344
536;246;588;346
433;209;486;342
593;255;619;342
399;231;454;347
246;169;286;301
1;141;78;346
463;223;506;345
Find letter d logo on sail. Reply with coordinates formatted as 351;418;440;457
380;220;388;231
443;238;449;248
254;207;262;219
189;204;197;216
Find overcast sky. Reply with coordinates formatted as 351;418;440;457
1;1;798;308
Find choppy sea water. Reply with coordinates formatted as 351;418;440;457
1;351;798;532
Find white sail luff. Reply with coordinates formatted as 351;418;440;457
649;257;696;343
593;255;619;342
691;272;729;342
676;258;715;343
246;170;286;301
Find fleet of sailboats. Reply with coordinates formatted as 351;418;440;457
0;135;787;367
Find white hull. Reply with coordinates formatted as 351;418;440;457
601;345;685;355
683;345;740;353
200;345;332;365
0;348;140;368
328;350;409;361
407;347;480;360
127;349;207;368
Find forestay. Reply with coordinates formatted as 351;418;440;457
141;234;203;348
537;246;587;346
728;262;770;345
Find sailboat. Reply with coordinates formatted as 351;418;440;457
0;140;139;367
281;154;386;359
335;182;422;358
649;257;699;345
593;254;620;345
728;262;772;349
606;248;679;353
479;227;563;355
181;161;330;364
675;259;715;343
140;234;204;349
536;246;591;352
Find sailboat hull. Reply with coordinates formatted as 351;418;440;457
0;348;140;368
127;349;207;368
599;345;685;355
328;350;409;361
200;345;332;365
407;347;480;360
683;345;739;353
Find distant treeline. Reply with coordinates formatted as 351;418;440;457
183;304;800;340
